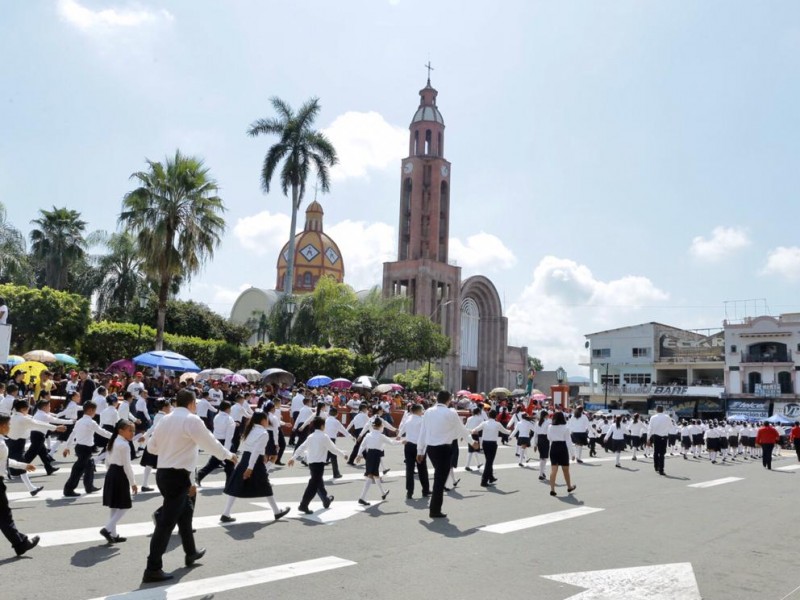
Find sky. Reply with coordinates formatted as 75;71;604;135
2;1;800;376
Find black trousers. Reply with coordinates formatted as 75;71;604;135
146;468;196;572
651;435;668;473
404;442;430;495
761;444;774;469
793;439;800;461
348;428;363;463
481;441;498;485
231;423;243;453
288;411;299;445
277;430;287;462
327;442;341;478
197;448;233;483
299;462;328;509
0;478;27;550
427;444;452;516
24;431;56;474
6;439;27;476
63;444;95;493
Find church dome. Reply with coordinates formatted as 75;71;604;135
411;105;445;125
276;201;345;293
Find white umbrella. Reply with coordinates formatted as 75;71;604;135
352;375;378;389
23;350;57;363
261;368;295;387
236;369;262;382
197;367;234;381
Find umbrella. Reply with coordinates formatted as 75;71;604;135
10;361;48;384
54;353;78;366
223;373;248;385
329;378;352;390
726;414;749;421
261;368;295;387
766;414;794;425
236;369;262;382
5;355;24;366
179;372;198;383
456;389;471;396
107;358;135;375
307;375;333;388
352;375;378;389
196;367;233;381
532;393;547;401
511;388;527;397
490;387;512;397
373;383;403;394
23;350;57;363
468;393;484;401
133;350;201;373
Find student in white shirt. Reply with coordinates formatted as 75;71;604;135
547;411;577;496
9;399;65;495
100;420;138;544
322;407;353;479
628;414;647;461
471;410;511;488
357;418;403;506
347;403;370;465
140;399;172;492
509;412;535;466
604;416;627;468
566;406;591;463
398;404;430;498
197;401;236;485
63;402;111;496
0;414;40;556
195;392;218;430
533;410;552;481
289;416;348;513
25;396;71;475
463;407;485;471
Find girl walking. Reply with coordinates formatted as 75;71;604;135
604;416;627;468
547;412;576;496
471;410;511;487
356;418;403;505
100;421;138;544
533;410;551;481
289;416;348;513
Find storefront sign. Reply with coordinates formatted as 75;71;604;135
658;331;724;360
726;399;769;419
651;385;724;398
774;402;800;419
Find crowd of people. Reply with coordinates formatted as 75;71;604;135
0;366;798;582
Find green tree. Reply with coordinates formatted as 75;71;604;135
29;206;89;290
94;231;146;321
247;97;337;296
393;364;443;392
0;201;29;284
158;299;250;345
120;151;226;350
528;356;544;372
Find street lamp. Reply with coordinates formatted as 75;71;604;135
556;366;567;383
284;296;296;343
137;290;148;344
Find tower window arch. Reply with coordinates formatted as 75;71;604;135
460;298;480;369
414;130;419;155
303;272;312;287
437;132;443;157
424;129;432;155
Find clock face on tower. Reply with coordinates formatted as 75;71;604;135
403;162;413;174
440;165;449;177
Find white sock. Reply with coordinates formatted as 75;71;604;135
105;508;127;535
539;458;546;473
520;448;528;462
266;495;279;513
20;473;36;492
632;448;637;459
465;454;474;468
141;466;152;488
360;479;372;500
576;447;583;460
222;495;236;517
615;452;621;466
376;480;386;495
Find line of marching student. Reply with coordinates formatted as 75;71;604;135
1;384;798;581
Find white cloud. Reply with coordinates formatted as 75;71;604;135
323;112;407;181
57;0;173;30
449;232;516;275
507;256;669;374
689;226;751;262
762;246;800;281
327;220;395;291
233;210;292;257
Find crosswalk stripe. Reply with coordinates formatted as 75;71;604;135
84;556;356;600
775;465;800;472
479;506;604;534
687;477;744;488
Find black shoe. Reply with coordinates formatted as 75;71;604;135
346;461;356;466
538;475;546;481
465;467;473;472
489;477;497;483
63;490;80;497
86;487;101;494
443;487;451;492
429;512;447;519
358;498;370;506
422;491;431;497
185;548;206;567
567;485;577;493
15;536;39;557
659;471;665;476
382;468;390;475
298;505;314;514
30;486;44;497
47;466;60;474
275;461;285;466
322;495;334;509
274;507;291;520
452;478;460;488
142;569;173;584
220;515;236;523
113;535;127;543
550;490;557;496
141;486;154;492
381;490;390;500
333;474;342;479
99;528;115;544
406;492;413;499
576;459;584;464
480;483;490;488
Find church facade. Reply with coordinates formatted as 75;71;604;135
382;77;528;392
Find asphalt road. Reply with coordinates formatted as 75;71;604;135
4;443;799;600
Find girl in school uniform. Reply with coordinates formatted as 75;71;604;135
705;422;721;463
464;407;485;472
680;421;692;459
604;416;627;468
263;401;285;470
471;410;511;487
100;420;138;544
220;412;290;523
356;418;403;505
547;411;577;496
509;412;535;466
139;399;171;492
533;410;551;481
289;416;349;513
566;406;590;464
628;414;646;461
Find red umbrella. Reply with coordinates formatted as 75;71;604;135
456;389;471;396
329;378;352;390
107;358;135;375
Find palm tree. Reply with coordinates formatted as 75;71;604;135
247;97;337;295
94;230;146;320
0;201;29;284
29;206;88;290
120;150;226;350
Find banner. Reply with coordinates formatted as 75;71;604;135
773;402;800;420
650;385;725;398
726;399;769;419
648;398;697;416
0;324;10;364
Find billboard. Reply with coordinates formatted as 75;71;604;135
726;399;769;419
658;330;724;361
774;402;800;420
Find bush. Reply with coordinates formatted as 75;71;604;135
249;342;376;383
393;364;443;392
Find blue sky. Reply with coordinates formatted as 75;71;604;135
2;1;799;374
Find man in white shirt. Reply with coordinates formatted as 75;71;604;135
289;388;305;446
399;403;430;499
143;389;237;584
647;405;673;476
417;391;477;518
207;382;223;407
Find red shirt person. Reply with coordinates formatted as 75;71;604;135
790;422;800;462
756;423;781;470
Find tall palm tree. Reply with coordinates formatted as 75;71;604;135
0;201;28;284
94;230;146;320
247;97;337;295
29;206;88;290
120;150;226;350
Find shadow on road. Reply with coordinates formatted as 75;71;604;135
418;519;480;539
71;543;120;567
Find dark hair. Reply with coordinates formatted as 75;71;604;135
412;403;423;414
264;401;275;413
329;406;338;417
656;405;664;413
359;403;368;412
83;402;98;413
7;383;17;394
615;415;622;428
312;416;326;430
220;400;232;412
242;411;268;439
316;403;325;416
96;386;107;396
13;399;29;412
107;419;133;452
552;411;566;426
488;409;498;419
372;417;383;428
36;398;50;409
472;407;481;416
633;413;640;423
538;409;548;427
154;398;170;411
574;406;584;418
175;389;195;408
0;415;9;426
436;390;451;404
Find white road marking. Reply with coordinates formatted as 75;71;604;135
251;500;379;524
480;506;604;534
775;465;800;472
542;562;701;600
687;477;744;488
85;556;356;600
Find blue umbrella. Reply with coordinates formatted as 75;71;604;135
54;353;78;365
307;375;332;388
6;355;25;366
133;350;201;373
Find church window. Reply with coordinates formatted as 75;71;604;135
303;272;312;287
460;298;480;369
414;130;419;155
437;132;443;157
424;130;431;155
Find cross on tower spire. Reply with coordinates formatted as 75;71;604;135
425;60;434;86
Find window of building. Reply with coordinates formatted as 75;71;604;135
632;347;650;358
601;374;620;386
623;373;652;385
303;272;312;287
592;348;610;358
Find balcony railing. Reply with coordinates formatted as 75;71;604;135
741;351;793;363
